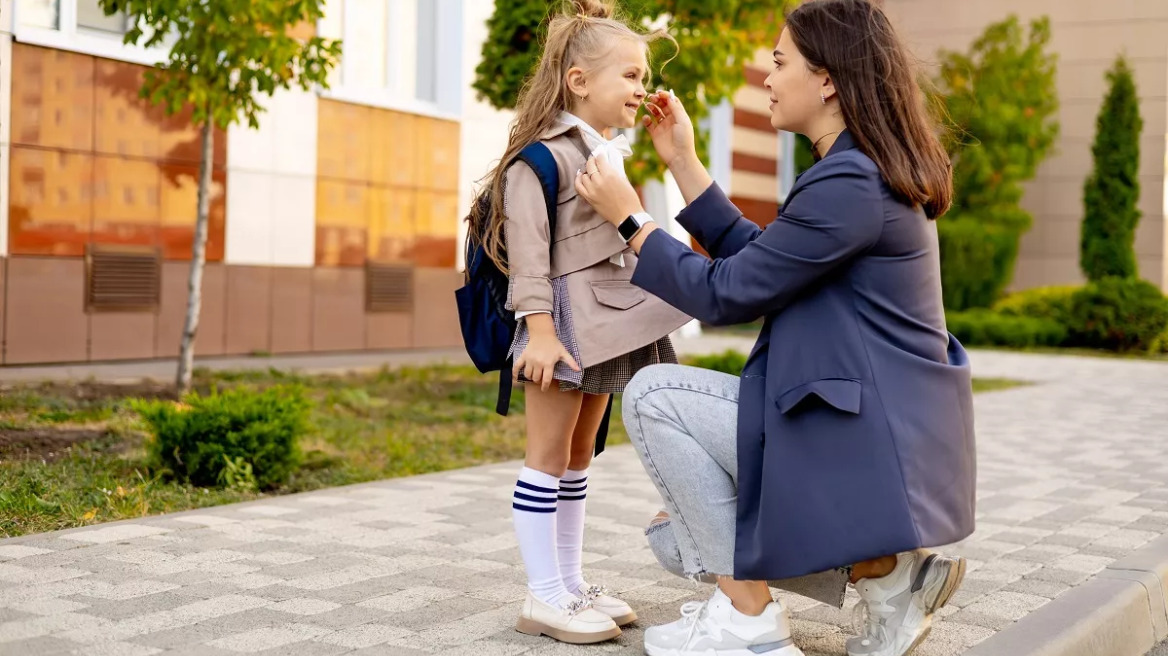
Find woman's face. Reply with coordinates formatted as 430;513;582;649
765;27;829;135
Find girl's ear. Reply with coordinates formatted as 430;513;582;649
566;66;588;100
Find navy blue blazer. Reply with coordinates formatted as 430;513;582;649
631;131;976;580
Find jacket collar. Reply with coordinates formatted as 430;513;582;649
823;128;857;159
539;120;578;140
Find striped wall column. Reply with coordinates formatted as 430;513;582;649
730;60;783;227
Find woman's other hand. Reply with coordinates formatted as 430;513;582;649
643;90;698;171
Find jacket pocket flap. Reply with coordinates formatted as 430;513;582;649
777;378;862;415
590;281;646;310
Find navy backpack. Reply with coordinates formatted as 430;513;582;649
455;142;613;452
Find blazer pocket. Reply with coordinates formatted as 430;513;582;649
590;280;646;310
776;378;862;415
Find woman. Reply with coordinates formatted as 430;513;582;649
574;1;975;655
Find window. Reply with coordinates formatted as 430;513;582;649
76;0;129;35
15;0;162;66
17;0;59;29
318;0;462;118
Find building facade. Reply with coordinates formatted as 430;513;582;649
0;0;468;365
3;0;1159;366
884;0;1168;292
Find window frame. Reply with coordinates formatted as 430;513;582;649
317;0;463;121
12;0;165;66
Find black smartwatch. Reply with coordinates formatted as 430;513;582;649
617;212;653;243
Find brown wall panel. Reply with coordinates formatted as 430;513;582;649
90;311;156;361
366;312;412;350
733;108;773;132
4;257;88;364
225;266;273;355
11;45;96;151
412;268;462;349
155;262;226;358
745;66;768;89
270;268;313;354
311;268;365;351
730;196;780;229
732;152;778;176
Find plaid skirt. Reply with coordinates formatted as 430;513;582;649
509;276;678;395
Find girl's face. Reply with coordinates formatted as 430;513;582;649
765;27;831;135
570;39;649;130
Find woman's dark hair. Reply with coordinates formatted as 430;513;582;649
786;0;952;219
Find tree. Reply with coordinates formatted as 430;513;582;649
1081;55;1142;281
933;16;1060;309
99;0;341;392
473;0;792;185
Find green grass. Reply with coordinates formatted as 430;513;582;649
972;378;1030;393
0;365;630;538
0;363;1021;539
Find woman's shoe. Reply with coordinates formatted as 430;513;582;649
515;591;622;644
580;583;638;626
644;587;803;656
847;550;967;656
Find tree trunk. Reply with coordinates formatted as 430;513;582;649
176;120;214;393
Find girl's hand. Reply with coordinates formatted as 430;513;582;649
643;90;698;171
514;332;580;391
575;155;644;225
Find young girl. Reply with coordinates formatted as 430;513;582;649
468;0;689;645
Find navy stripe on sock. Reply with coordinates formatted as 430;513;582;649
558;493;587;501
561;477;588;485
559;484;587;492
513;491;556;504
516;480;558;494
513;503;557;513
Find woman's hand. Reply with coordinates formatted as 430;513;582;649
514;331;580;392
643;90;698;171
575;155;644;226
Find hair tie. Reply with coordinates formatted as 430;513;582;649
577;12;589;20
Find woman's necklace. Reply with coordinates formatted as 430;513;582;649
811;129;843;160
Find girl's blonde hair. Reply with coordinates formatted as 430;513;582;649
468;0;675;275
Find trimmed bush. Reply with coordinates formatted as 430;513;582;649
136;385;310;490
1081;56;1143;281
1067;277;1168;352
938;218;1021;310
683;350;747;376
992;285;1078;327
946;309;1068;348
935;16;1060;310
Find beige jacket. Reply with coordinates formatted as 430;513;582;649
503;122;691;368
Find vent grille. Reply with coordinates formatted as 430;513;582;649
86;246;162;312
366;263;414;313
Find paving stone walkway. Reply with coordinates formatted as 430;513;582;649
0;347;1166;655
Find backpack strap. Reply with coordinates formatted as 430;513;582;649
495;142;561;417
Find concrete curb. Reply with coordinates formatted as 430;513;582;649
965;533;1168;656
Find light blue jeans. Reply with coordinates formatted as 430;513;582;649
623;363;849;608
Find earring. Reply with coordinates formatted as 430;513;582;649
820;91;827;105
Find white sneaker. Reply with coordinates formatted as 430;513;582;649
644;587;805;656
516;591;621;644
847;550;967;656
578;583;638;626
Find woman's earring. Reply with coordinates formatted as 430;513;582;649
820;91;827;105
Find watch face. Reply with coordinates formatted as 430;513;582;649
618;216;640;240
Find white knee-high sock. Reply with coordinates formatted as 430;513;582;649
557;468;589;594
512;467;574;605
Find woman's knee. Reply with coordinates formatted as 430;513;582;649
622;364;687;431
